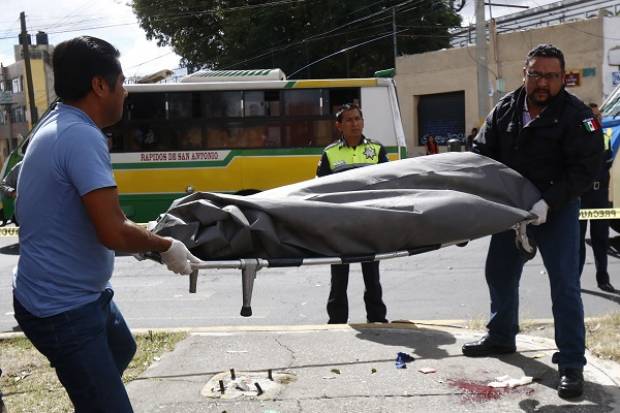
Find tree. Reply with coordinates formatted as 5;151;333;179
132;0;462;78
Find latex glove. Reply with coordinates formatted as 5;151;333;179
160;238;201;275
529;199;549;225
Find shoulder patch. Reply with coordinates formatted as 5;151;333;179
582;117;601;133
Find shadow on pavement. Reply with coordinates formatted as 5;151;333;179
500;352;617;412
351;325;456;360
351;325;618;411
581;288;620;305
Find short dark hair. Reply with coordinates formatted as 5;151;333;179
53;36;121;101
524;44;565;71
588;102;598;108
336;103;363;122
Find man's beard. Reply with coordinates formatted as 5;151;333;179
527;88;553;108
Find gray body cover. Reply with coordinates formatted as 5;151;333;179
153;152;541;260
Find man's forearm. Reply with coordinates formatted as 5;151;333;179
112;219;172;253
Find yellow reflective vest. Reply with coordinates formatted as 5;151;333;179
316;136;387;176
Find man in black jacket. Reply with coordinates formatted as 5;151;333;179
463;44;603;399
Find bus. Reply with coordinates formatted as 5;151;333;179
0;70;407;223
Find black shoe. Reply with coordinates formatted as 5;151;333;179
462;335;516;357
367;318;389;323
598;282;615;293
557;368;584;399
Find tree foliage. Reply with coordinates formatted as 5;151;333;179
132;0;462;78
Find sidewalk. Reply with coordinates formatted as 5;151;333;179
126;322;620;412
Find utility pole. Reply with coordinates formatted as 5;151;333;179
475;0;489;122
489;18;502;105
392;7;398;67
19;11;38;126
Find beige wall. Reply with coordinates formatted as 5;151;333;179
396;17;613;155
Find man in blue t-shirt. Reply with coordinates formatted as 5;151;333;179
12;36;198;413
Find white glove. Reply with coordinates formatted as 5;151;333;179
529;199;549;225
160;238;201;275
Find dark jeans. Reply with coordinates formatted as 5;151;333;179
327;261;387;324
14;289;136;413
485;200;586;369
579;187;610;284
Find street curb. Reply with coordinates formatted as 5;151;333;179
0;316;604;338
3;320;619;385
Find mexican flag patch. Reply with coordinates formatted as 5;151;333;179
582;117;601;132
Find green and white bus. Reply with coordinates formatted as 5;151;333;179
0;70;407;223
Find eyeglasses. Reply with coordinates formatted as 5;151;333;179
526;71;562;81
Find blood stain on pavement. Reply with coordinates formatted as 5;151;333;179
447;379;534;403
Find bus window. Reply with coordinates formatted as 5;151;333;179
265;124;282;147
329;88;360;115
284;90;323;116
168;92;200;119
203;91;242;118
243;90;281;117
179;124;205;150
283;119;335;147
244;91;266;117
206;127;230;149
314;120;336;146
126;93;165;120
238;126;267;147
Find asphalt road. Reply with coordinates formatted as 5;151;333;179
1;231;619;333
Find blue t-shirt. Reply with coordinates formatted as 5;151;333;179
13;103;117;317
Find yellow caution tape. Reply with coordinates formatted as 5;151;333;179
579;208;620;220
0;222;148;237
0;211;618;239
0;227;18;237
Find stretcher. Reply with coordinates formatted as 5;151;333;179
171;220;536;318
146;153;542;317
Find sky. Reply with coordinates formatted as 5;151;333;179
0;0;558;79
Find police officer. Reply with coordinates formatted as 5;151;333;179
579;103;614;292
316;103;388;324
464;44;603;399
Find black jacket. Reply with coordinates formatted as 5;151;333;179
473;86;604;210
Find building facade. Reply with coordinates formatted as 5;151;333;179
396;15;620;155
0;32;55;163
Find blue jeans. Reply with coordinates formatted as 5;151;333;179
485;200;586;369
14;289;136;412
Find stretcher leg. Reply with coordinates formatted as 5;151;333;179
189;269;199;293
240;260;260;317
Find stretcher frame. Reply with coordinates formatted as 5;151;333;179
186;241;466;317
184;221;536;317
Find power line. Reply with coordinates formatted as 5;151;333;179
217;0;432;70
289;29;408;77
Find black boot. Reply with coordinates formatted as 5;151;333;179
557;368;584;399
462;335;516;357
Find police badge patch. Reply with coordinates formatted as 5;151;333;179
363;146;377;160
582;117;601;133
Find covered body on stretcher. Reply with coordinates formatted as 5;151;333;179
149;152;541;316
